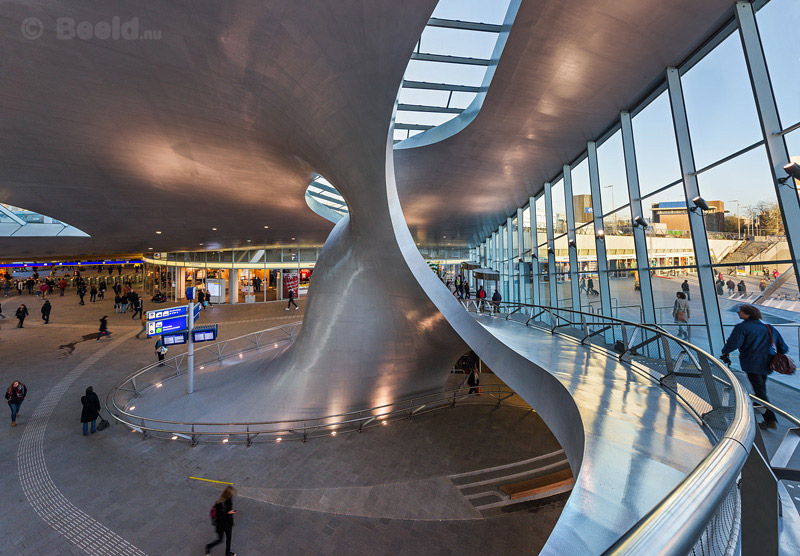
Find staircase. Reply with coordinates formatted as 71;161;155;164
719;239;776;265
449;449;573;517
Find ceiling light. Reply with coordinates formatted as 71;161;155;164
264;226;269;229
155;231;162;234
147;247;153;250
291;237;296;240
199;243;204;246
212;227;217;231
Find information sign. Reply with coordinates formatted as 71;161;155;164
192;324;218;343
146;306;187;321
147;315;188;337
162;332;187;346
193;302;201;322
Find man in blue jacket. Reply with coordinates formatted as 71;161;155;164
720;304;786;430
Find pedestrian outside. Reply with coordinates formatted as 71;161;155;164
720;304;786;430
136;312;147;339
41;300;51;324
467;367;480;395
672;292;690;340
205;485;237;556
491;289;502;313
681;280;691;301
760;278;767;292
80;386;101;435
5;380;27;427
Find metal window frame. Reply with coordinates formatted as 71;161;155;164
544;182;559;309
588;141;614;320
563;163;581;311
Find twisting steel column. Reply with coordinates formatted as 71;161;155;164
563;163;581;312
620;111;656;325
735;1;800;287
544;182;559;309
666;67;725;354
588;143;613;319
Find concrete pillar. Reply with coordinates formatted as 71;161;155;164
176;267;186;301
229;268;239;304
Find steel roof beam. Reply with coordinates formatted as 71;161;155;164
410;52;492;66
426;18;503;33
394;123;434;131
401;80;483;93
397;103;462;114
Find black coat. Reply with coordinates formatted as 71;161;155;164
214;498;234;532
80;392;101;423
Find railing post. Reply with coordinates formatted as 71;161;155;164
191;424;197;447
741;445;779;556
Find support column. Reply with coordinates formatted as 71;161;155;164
544;182;558;309
563;164;581;312
667;67;725;353
229;268;239;304
517;207;525;303
529;196;540;308
176;267;186;301
506;216;514;303
736;1;800;288
588;142;613;319
620;111;656;325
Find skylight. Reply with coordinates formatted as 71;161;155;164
0;204;89;237
393;0;515;144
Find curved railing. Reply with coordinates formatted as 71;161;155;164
105;321;525;445
461;300;756;556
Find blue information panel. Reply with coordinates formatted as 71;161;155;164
193;302;201;322
192;324;218;343
146;306;187;321
147;315;188;337
162;332;187;346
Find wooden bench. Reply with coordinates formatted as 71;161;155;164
499;468;574;500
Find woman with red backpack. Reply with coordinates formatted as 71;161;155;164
205;486;237;556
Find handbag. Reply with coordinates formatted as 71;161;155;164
766;324;796;375
674;310;686;321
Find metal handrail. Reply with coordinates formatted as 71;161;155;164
461;299;755;556
105;322;525;443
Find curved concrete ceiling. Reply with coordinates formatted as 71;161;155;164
0;0;736;257
394;0;737;247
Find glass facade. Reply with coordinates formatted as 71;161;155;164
473;1;800;372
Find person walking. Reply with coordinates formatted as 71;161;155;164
41;300;51;324
205;486;237;556
131;294;143;319
726;279;735;295
477;285;487;312
77;283;86;305
673;292;690;340
96;316;110;341
58;278;67;296
90;285;97;302
6;380;27;427
720;304;787;430
286;288;298;311
760;278;767;292
491;289;502;313
135;312;147;339
15;304;28;328
155;337;167;365
464;282;470;300
681;279;691;301
467;367;480;395
715;278;725;296
737;280;747;293
80;386;101;435
98;281;106;300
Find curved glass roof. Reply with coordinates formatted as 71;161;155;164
0;203;89;237
393;0;515;145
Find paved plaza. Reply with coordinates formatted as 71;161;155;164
1;295;567;556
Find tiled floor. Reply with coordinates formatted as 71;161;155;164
0;295;565;556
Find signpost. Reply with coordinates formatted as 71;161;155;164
145;294;206;395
